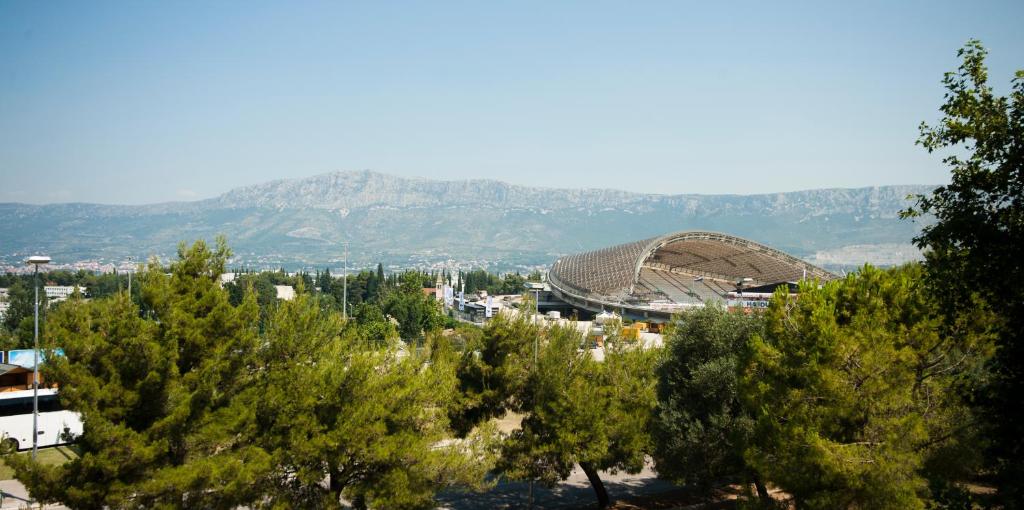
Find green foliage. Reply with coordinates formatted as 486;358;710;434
450;313;538;436
349;302;400;347
597;337;660;477
10;239;491;509
1;278;52;349
243;289;494;508
225;272;278;329
451;314;658;508
0;268;141;303
742;265;994;509
10;237;266;508
904;39;1024;505
1;279;33;334
653;306;765;496
499;326;658;508
380;272;445;342
457;270;528;295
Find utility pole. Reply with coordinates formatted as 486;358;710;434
534;288;540;362
529;286;541;508
342;242;348;320
127;256;132;298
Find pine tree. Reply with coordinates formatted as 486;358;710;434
450;313;538;435
742;265;995;509
11;240;493;509
499;325;658;509
317;267;333;295
12;238;268;508
241;284;493;508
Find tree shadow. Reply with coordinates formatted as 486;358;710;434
438;476;685;509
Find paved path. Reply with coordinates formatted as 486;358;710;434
437;463;681;509
1;479;67;509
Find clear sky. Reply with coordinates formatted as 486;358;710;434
1;1;1022;205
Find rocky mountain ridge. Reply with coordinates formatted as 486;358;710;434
0;171;935;271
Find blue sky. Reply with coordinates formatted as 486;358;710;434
1;1;1022;204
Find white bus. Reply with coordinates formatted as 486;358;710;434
0;389;83;451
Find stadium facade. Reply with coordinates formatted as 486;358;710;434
546;231;836;321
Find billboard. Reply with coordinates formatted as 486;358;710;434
6;348;65;369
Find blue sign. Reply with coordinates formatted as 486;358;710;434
6;348;64;369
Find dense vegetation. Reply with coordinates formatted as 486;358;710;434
8;240;494;509
3;41;1020;509
903;39;1024;505
1;263;538;349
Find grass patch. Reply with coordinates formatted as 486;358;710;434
0;446;79;480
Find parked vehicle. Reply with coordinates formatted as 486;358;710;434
0;388;82;451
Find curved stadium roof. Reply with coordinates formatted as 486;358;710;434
547;231;835;317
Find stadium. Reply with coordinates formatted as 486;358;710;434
546;231;836;321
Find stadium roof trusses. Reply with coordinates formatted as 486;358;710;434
547;231;836;316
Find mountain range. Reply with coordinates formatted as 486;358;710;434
0;170;934;272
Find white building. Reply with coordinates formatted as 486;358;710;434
44;285;87;302
274;285;295;301
0;289;9;320
219;273;237;286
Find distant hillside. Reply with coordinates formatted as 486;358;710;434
0;170;934;271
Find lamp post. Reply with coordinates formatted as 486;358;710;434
26;255;51;461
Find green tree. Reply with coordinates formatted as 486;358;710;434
1;279;42;339
903;40;1024;505
499;325;658;509
652;306;769;500
742;265;994;509
11;238;268;508
350;302;400;347
366;270;380;302
450;313;538;435
225;272;278;329
316;268;334;295
10;240;492;509
498;273;526;295
241;287;493;508
83;272;121;299
381;272;445;342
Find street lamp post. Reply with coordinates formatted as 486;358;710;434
342;242;348;320
26;255;51;461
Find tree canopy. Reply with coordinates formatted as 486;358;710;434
498;324;657;509
11;239;491;509
652;306;769;500
742;265;994;509
903;39;1024;505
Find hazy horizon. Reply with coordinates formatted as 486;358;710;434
2;1;1022;205
0;169;944;207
